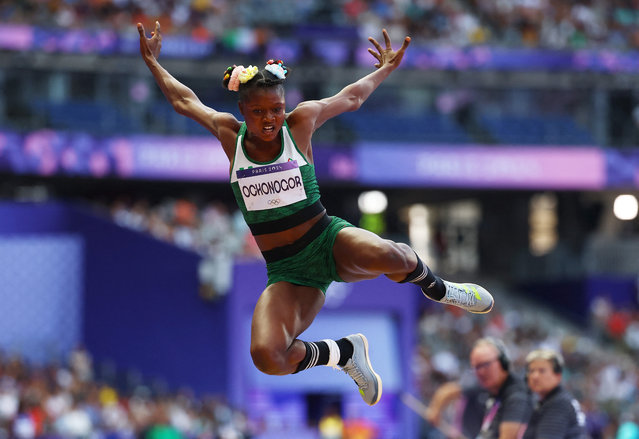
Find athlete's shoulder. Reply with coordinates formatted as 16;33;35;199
286;101;322;127
213;112;243;161
213;111;242;132
289;99;323;115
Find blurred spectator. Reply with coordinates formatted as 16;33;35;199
617;413;639;439
318;403;343;439
523;348;588;439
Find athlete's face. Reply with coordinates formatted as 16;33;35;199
239;87;286;143
527;359;561;398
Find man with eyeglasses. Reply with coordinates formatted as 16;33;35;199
425;337;533;439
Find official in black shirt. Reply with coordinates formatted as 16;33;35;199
425;337;533;439
523;348;588;439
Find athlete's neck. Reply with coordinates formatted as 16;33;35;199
244;130;282;162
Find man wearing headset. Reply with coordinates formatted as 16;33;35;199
425;337;533;439
523;348;588;439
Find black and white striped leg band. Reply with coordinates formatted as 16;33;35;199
401;255;429;284
294;341;320;373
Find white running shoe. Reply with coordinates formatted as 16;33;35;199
423;280;494;314
340;334;382;406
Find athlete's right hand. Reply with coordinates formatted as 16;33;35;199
368;28;410;70
138;20;162;60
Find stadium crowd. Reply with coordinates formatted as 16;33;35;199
1;0;639;50
105;196;260;261
0;346;254;439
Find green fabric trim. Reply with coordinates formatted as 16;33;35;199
265;216;354;293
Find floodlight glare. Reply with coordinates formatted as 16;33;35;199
613;194;638;220
358;191;388;214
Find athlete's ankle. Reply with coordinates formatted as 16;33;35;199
294;338;346;373
294;341;328;373
421;277;446;301
400;253;446;300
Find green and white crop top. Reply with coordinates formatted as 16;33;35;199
229;121;323;235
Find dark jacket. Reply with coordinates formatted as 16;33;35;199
461;374;533;439
522;385;588;439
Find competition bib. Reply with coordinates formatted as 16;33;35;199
236;161;307;211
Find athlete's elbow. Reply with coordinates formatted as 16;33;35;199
344;95;364;112
172;98;190;115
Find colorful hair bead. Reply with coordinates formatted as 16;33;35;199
228;65;243;91
223;65;233;83
238;65;259;83
265;63;286;79
265;59;288;79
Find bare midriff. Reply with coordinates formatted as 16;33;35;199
253;210;327;252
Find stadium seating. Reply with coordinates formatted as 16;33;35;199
32;100;141;134
338;111;471;144
480;113;596;145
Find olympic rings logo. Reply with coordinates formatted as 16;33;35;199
268;199;282;205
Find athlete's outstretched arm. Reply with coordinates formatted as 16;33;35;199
137;21;237;145
289;29;410;132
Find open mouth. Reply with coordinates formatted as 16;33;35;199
263;125;275;134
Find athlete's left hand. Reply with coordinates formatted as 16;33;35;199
368;28;411;70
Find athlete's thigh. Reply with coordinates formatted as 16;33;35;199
332;226;392;281
251;281;325;350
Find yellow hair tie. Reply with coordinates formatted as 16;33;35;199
238;65;258;83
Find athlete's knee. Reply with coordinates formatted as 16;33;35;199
361;239;414;271
250;343;288;375
395;242;417;269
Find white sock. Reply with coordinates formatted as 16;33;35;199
322;339;340;367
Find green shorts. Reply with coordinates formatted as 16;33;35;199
264;215;354;294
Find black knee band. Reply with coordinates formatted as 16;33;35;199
400;253;445;299
293;341;313;374
400;254;428;284
294;341;329;373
